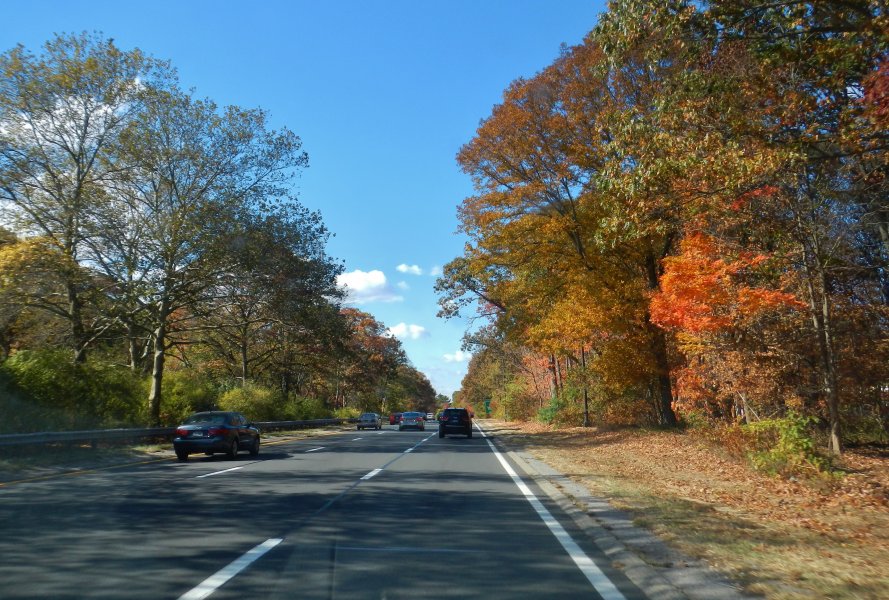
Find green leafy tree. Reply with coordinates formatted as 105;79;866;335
113;86;309;425
197;205;343;386
0;32;173;362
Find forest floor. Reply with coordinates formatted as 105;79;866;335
482;418;889;600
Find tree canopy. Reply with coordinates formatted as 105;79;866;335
0;33;439;429
438;0;888;454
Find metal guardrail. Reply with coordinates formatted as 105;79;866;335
0;418;353;447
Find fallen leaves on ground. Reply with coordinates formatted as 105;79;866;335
486;419;889;600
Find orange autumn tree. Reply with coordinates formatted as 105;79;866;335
440;22;696;426
651;231;803;333
651;230;804;422
439;0;886;448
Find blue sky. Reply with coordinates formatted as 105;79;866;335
2;0;606;397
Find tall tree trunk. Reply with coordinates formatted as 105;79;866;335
874;208;889;305
581;345;590;427
648;317;678;426
644;246;678;426
548;353;558;400
795;199;843;455
67;281;87;363
803;259;843;455
281;369;291;399
240;341;249;384
148;299;170;427
127;321;140;371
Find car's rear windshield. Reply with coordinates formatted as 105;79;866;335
360;413;375;418
184;413;227;424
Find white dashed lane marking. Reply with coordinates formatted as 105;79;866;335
361;468;383;480
195;466;243;479
179;538;283;600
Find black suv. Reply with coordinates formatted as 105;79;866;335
438;407;472;438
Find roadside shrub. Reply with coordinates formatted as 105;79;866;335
537;378;653;428
497;379;538;421
83;360;145;427
537;397;559;424
333;407;360;419
677;410;710;430
159;369;218;425
705;423;756;460
1;349;142;431
0;371;48;433
840;409;888;446
217;382;279;421
285;395;330;420
745;413;832;476
705;413;834;478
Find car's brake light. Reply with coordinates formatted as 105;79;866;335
207;427;225;436
176;428;188;436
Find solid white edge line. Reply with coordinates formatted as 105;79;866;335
195;466;243;479
305;447;325;453
361;468;383;480
178;538;283;600
480;428;627;600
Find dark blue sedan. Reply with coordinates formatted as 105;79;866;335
173;411;260;461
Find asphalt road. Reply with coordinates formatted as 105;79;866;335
0;423;649;599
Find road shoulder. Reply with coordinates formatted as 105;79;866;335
483;423;758;600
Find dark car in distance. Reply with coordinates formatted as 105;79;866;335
357;412;382;430
438;407;472;438
173;411;260;461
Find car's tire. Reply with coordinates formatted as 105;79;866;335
357;425;361;430
249;436;260;456
226;438;239;459
467;429;473;438
438;429;445;438
175;450;188;461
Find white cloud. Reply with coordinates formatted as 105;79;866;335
429;265;443;277
424;365;466;398
396;263;423;276
336;269;403;304
388;322;428;340
443;350;471;363
396;281;410;290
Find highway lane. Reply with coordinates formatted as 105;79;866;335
0;424;646;599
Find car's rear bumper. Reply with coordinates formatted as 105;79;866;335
440;424;471;434
173;437;230;454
